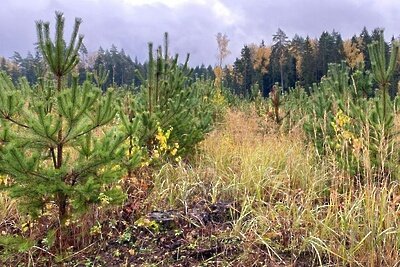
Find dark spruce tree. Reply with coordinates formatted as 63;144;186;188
233;45;254;97
301;36;317;89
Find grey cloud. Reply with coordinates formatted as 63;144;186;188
0;0;399;66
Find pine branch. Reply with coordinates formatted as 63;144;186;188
1;112;29;129
50;147;57;168
62;123;100;143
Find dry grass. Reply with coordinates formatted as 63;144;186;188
0;192;18;223
148;108;400;266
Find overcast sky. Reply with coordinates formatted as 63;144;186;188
0;0;399;65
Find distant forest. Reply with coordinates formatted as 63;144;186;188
1;27;399;97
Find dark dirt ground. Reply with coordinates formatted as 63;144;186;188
0;199;322;266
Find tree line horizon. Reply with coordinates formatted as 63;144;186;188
1;26;399;97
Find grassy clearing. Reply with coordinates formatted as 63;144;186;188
1;107;400;266
148;107;400;266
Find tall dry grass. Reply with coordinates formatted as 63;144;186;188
148;108;400;266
